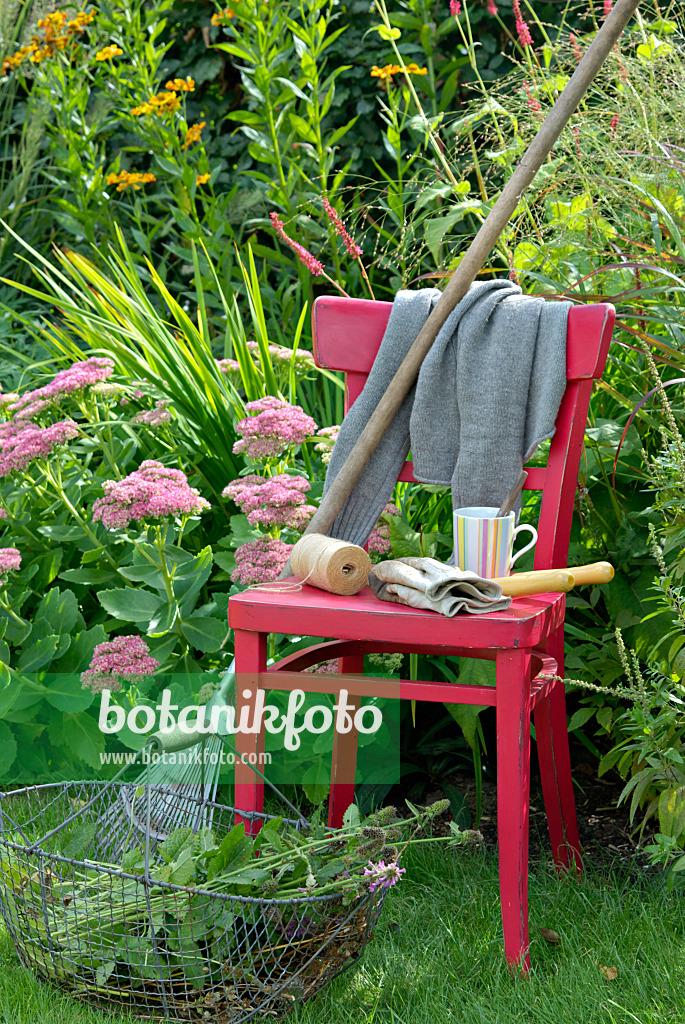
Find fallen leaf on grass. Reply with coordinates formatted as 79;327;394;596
538;927;561;945
599;964;618;981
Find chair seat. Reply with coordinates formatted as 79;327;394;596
229;581;566;651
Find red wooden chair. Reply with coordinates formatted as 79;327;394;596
228;295;615;969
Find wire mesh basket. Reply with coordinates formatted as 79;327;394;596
0;782;387;1023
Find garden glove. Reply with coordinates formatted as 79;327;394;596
368;557;511;617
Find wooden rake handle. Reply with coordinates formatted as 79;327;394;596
280;0;641;579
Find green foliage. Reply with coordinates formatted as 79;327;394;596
0;798;463;998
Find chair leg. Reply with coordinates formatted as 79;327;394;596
496;648;532;970
534;628;582;872
234;628;267;836
328;655;363;828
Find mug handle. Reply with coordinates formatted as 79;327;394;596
509;524;538;570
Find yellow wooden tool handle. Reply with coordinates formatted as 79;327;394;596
564;561;614;585
497;571;575;597
492;561;614;597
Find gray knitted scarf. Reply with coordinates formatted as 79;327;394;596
323;280;571;547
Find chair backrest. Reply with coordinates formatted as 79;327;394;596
312;295;615;572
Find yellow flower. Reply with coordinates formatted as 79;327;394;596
106;170;156;193
183;121;206;149
370;62;428;82
165;76;195;92
211;7;235;25
4;9;93;71
37;11;66;31
196;173;211;185
95;45;123;61
68;11;94;30
370;64;401;80
131;91;180;116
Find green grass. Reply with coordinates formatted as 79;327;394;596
1;845;684;1024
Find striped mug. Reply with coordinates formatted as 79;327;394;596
453;506;538;579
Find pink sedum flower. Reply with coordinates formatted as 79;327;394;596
0;547;21;582
270;212;324;276
314;425;340;465
305;659;339;675
223;473;316;530
8;357;115;420
80;634;159;694
231;538;293;585
132;400;172;427
363;860;406;893
268;344;315;372
217;358;241;376
0;419;78;477
92;460;210;529
367;503;400;556
233;397;317;460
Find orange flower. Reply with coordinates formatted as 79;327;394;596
165;76;195;92
106;170;156;193
370;64;401;80
131;91;180;116
183;121;206;149
95;45;123;61
370;62;428;82
3;9;92;71
211;7;236;25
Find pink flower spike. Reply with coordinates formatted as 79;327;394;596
80;634;159;694
569;32;582;62
269;212;324;276
487;0;498;14
322;198;363;259
610;112;619;139
522;81;541;113
450;0;462;17
572;124;581;159
512;0;532;46
603;0;613;17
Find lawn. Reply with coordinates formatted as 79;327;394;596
2;843;684;1024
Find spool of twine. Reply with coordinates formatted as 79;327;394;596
290;533;371;596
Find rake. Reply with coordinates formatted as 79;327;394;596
98;661;311;855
